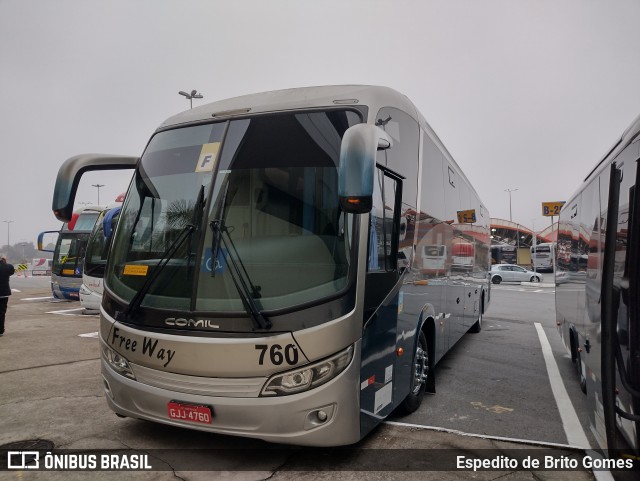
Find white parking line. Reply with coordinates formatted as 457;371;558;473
21;296;54;301
385;420;585;449
46;308;85;316
535;328;616;479
534;322;590;448
11;288;21;293
78;332;99;338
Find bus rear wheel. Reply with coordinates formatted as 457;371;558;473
470;297;483;333
399;331;428;414
577;349;587;394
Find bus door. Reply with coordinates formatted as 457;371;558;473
360;165;404;431
603;153;640;450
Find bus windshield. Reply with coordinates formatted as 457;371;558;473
52;232;91;277
106;110;361;315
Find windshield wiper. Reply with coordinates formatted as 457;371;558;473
210;182;229;278
117;224;195;323
209;220;271;330
187;185;207;279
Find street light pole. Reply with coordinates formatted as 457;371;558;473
92;184;105;205
178;89;203;109
504;188;518;222
3;220;13;248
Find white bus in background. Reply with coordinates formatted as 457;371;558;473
530;242;555;272
422;245;447;275
50;85;490;446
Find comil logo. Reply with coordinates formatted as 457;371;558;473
7;451;39;469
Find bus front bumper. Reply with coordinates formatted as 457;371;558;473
79;284;102;311
100;341;362;447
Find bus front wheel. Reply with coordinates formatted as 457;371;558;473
399;331;428;414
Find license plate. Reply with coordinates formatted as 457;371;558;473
167;401;213;424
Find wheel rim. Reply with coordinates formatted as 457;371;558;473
412;343;428;395
531;276;539;283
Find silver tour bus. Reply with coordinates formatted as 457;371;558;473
556;113;640;453
51;86;491;446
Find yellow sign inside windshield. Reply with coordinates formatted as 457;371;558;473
123;265;149;276
195;142;220;173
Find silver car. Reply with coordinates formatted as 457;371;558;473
490;264;543;284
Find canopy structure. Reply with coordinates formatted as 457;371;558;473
490;218;556;247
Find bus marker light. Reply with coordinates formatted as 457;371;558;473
396;348;404;357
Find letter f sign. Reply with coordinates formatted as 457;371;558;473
195;143;220;172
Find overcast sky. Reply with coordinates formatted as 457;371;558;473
1;0;639;246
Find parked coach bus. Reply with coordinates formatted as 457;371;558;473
556;112;640;453
38;206;102;300
50;85;491;446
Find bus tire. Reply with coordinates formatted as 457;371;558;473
399;331;428;415
470;296;483;333
577;349;587;394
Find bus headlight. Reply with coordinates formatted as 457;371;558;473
261;345;353;396
102;344;136;379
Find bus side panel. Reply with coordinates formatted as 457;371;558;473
359;292;402;438
360;106;422;437
415;133;448;362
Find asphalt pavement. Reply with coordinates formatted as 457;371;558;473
0;277;608;480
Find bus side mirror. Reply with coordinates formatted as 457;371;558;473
37;230;59;252
52;154;138;222
338;124;391;214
